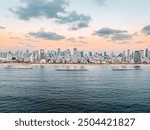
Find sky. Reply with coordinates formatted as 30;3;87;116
0;0;150;52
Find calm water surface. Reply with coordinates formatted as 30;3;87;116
0;64;150;113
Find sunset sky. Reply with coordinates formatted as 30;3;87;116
0;0;150;52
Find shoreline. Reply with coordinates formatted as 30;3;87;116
0;63;150;66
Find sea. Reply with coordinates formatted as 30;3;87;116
0;64;150;113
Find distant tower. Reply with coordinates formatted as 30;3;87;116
139;50;144;59
57;48;61;57
127;49;130;60
73;48;78;56
121;51;126;63
7;51;13;61
25;49;30;57
131;52;134;60
88;52;92;57
81;51;84;58
65;49;71;58
104;51;107;57
145;49;149;58
40;49;45;59
134;51;141;64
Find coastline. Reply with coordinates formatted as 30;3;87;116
0;63;150;66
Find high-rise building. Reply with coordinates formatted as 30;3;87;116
73;48;78;56
134;51;141;64
24;49;30;57
131;52;134;60
33;50;39;61
121;51;126;63
139;50;144;59
57;48;61;57
88;52;92;57
81;51;84;58
127;49;130;60
65;49;71;58
104;51;107;57
64;49;71;63
145;48;149;58
40;49;45;59
110;52;115;57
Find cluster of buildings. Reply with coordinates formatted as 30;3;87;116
0;48;150;64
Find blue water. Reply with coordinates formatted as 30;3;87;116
0;64;150;113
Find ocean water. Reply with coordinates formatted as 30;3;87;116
0;64;150;113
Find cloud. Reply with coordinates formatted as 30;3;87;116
17;42;35;48
141;25;150;35
28;30;65;41
10;36;22;40
93;28;127;37
78;36;87;39
94;0;105;5
111;33;132;41
79;40;87;44
0;26;6;29
10;0;67;20
136;41;145;44
10;0;91;30
67;37;87;44
10;36;39;43
93;27;133;41
57;11;91;30
67;38;77;43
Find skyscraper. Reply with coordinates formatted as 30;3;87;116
40;49;45;60
73;48;78;56
88;52;92;57
139;50;144;59
57;48;61;57
145;48;149;58
134;51;141;64
7;51;13;61
127;49;130;60
104;51;107;57
121;51;126;63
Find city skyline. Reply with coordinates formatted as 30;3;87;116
0;48;150;64
0;0;150;51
